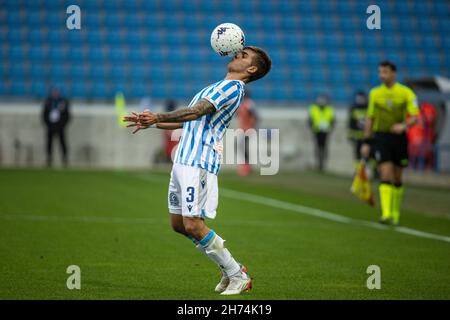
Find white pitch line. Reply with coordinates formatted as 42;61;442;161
10;173;445;244
220;188;450;244
130;173;450;243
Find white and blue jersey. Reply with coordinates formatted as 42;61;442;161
173;79;245;175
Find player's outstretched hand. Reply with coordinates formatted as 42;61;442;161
138;109;158;127
123;111;140;124
123;110;159;134
123;111;147;134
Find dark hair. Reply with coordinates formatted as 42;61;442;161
379;60;397;72
244;46;272;82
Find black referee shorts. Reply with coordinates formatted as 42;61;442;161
373;132;409;167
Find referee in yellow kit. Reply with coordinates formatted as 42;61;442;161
361;61;419;225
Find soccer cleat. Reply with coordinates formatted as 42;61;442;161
215;265;247;293
214;272;229;293
220;267;252;296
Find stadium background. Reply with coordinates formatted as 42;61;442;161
1;0;449;173
0;0;450;300
1;0;449;102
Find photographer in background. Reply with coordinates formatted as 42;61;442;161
42;88;71;167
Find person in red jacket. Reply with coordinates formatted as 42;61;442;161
407;102;437;170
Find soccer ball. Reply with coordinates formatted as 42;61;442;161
210;23;245;56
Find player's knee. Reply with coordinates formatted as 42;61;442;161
379;168;394;182
183;219;202;238
183;224;199;237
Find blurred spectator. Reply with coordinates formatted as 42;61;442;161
236;92;258;176
42;88;70;167
308;95;335;171
407;102;437;170
347;91;368;162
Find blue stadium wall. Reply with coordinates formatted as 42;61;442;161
1;0;449;104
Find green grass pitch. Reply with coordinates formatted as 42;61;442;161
0;168;449;299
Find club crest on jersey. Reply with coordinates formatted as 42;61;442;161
169;192;179;207
187;205;193;212
201;180;206;189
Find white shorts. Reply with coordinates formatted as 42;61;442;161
168;163;218;219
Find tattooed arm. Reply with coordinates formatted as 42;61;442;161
123;99;216;134
138;98;215;127
155;99;216;123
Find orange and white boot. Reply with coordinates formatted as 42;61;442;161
220;265;252;295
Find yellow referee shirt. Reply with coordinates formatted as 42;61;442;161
367;82;419;133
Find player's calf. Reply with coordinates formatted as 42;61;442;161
170;214;204;247
182;217;246;293
170;213;188;235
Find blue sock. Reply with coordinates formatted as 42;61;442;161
200;230;241;278
199;229;215;248
186;235;199;246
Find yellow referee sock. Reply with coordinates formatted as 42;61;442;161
379;182;393;221
392;184;404;225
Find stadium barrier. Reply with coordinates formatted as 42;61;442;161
1;102;448;177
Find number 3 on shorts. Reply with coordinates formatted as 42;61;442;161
186;187;195;203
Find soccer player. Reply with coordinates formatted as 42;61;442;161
361;61;419;225
124;47;271;295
